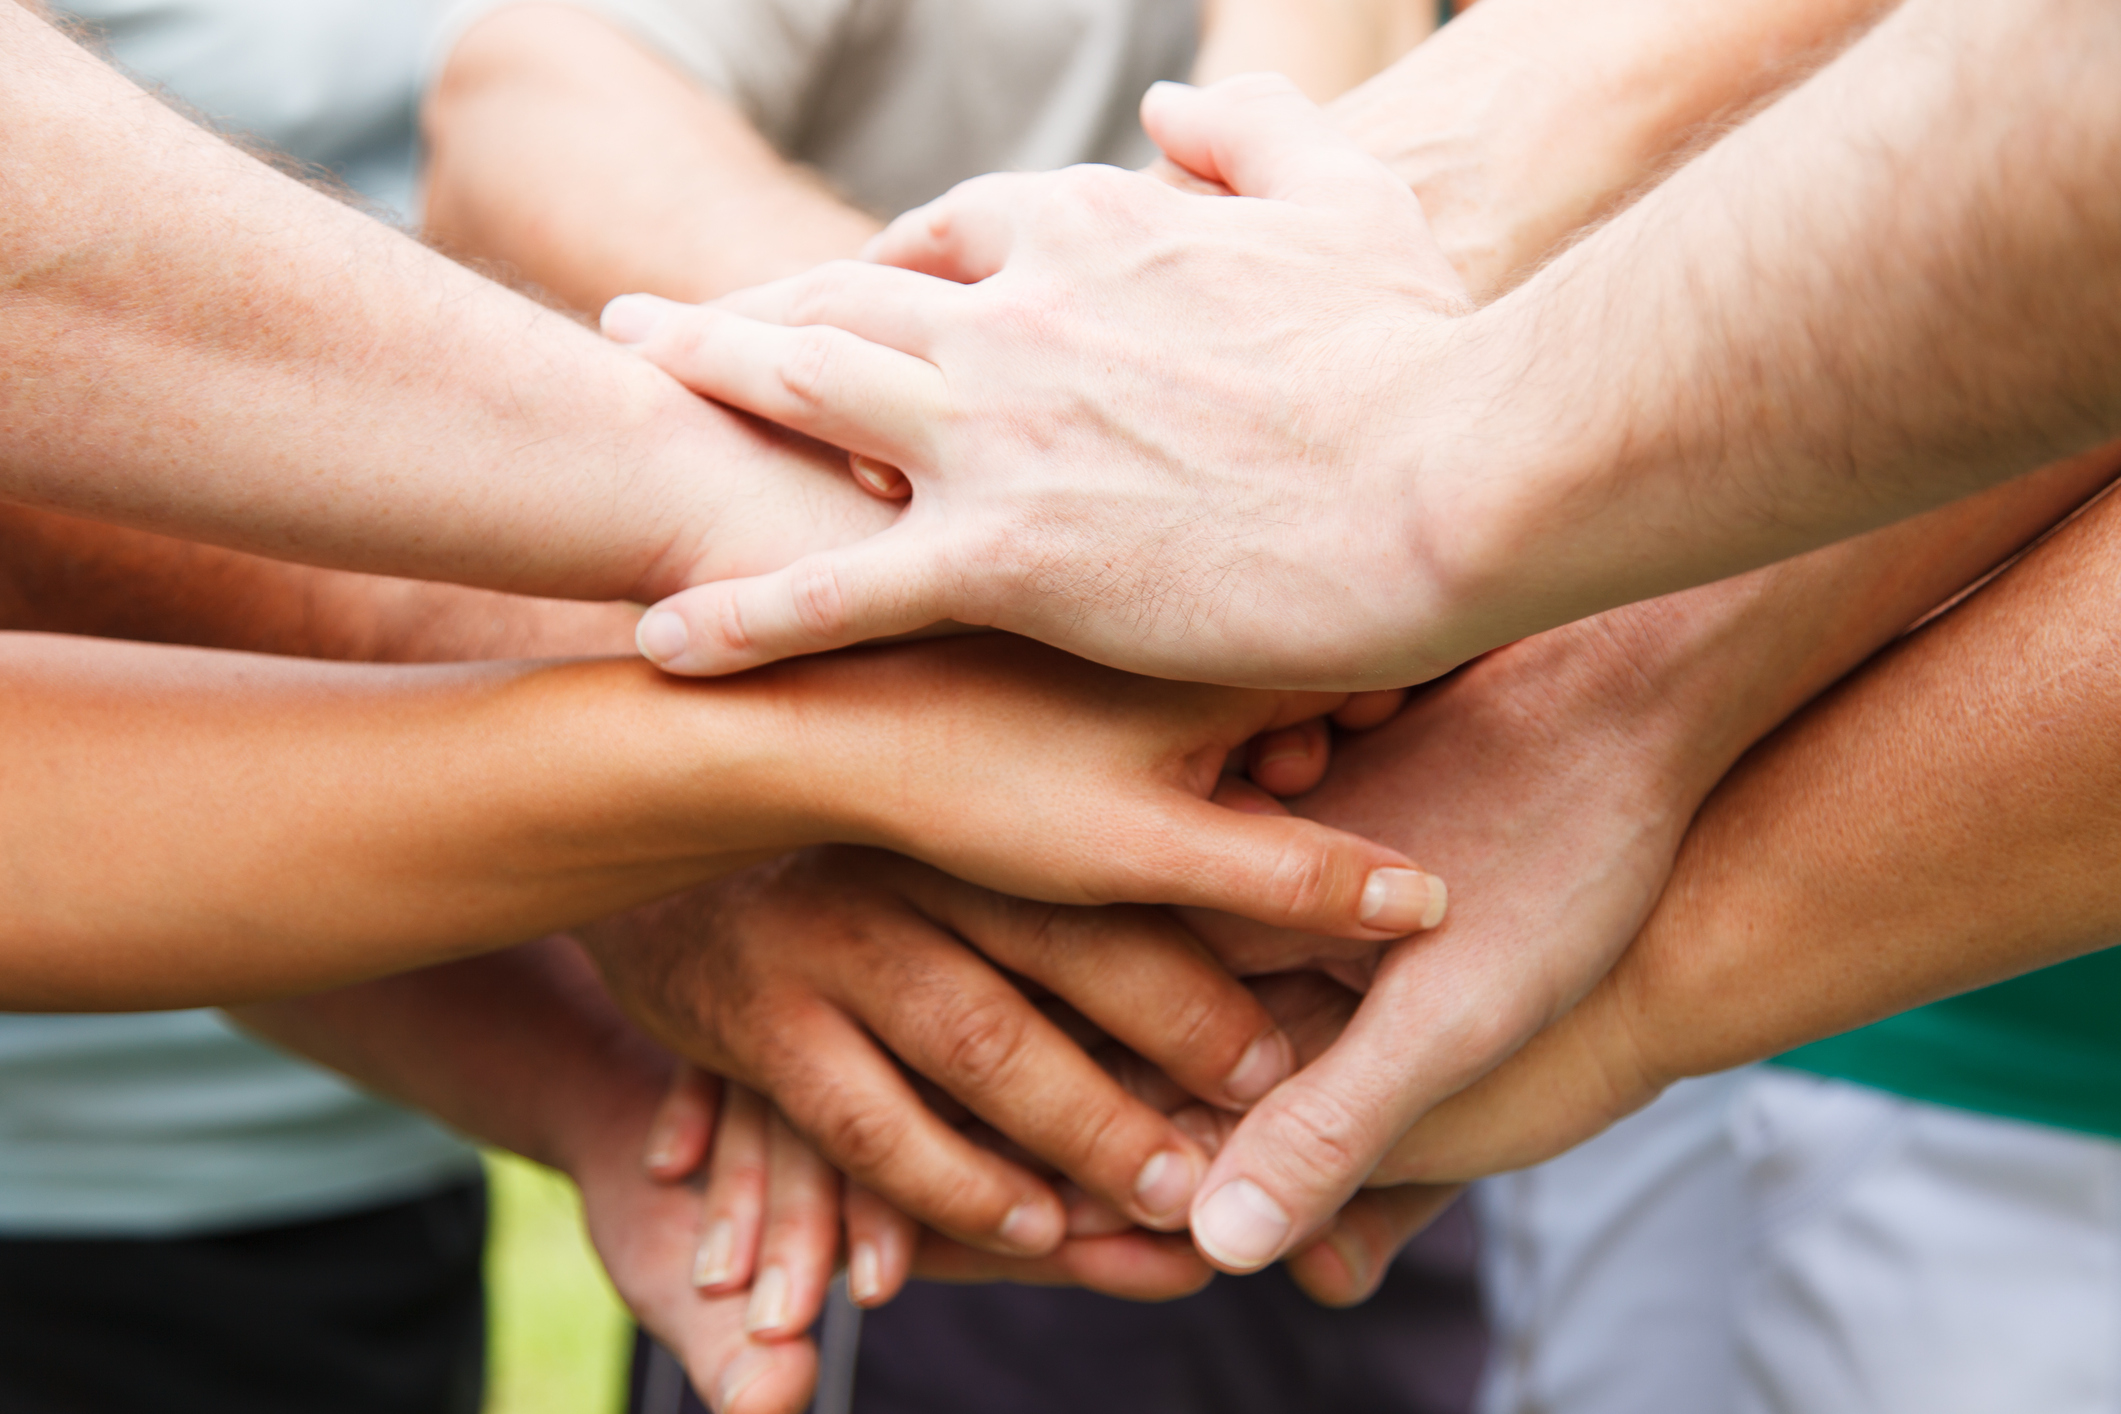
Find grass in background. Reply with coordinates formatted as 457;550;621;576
483;1150;632;1414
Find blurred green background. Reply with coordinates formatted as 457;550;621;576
482;1151;632;1414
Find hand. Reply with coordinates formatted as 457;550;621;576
768;635;1446;937
554;1059;820;1414
1170;622;1726;1273
580;845;1358;1264
603;75;1486;690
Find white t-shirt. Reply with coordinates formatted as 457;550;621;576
0;0;478;1237
434;0;1199;218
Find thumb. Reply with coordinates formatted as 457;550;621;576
1185;970;1454;1272
1117;794;1448;941
636;533;951;675
1140;72;1400;210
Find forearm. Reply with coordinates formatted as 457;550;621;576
1631;480;2121;1080
1332;0;1888;295
1386;468;2121;1181
425;4;880;311
1194;0;1432;103
1444;0;2121;631
0;4;882;601
232;937;664;1169
0;638;818;1009
0;504;638;660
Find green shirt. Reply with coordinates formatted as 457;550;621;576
1775;946;2121;1140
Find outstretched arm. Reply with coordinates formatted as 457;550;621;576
0;2;888;603
0;631;1435;1010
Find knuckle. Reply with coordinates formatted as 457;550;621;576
931;995;1035;1097
812;1085;912;1180
776;326;843;407
1263;839;1341;923
1262;1084;1374;1196
786;557;851;639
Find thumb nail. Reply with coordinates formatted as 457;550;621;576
602;293;672;345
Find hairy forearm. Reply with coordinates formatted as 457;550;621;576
1331;0;1888;296
1446;0;2121;631
0;5;883;601
1194;0;1432;103
425;4;880;312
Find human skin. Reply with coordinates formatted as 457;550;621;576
0;3;894;601
228;939;831;1414
613;0;2121;690
1373;472;2121;1186
422;0;1426;317
0;626;1445;1009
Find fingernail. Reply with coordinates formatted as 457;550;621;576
715;1347;771;1413
745;1264;790;1334
1359;868;1447;933
849;454;909;498
601;293;668;345
1133;1149;1198;1224
1324;1223;1371;1300
1222;1031;1294;1107
1193;1178;1291;1271
848;1241;882;1305
636;609;688;665
692;1219;736;1289
998;1198;1062;1255
643;1110;683;1175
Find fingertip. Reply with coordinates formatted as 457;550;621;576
1358;867;1448;935
637;607;690;668
602;292;682;345
1190;1177;1292;1273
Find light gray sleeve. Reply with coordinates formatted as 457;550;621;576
426;0;851;147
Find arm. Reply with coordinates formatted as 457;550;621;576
614;0;2121;689
423;4;881;312
0;503;639;660
1380;470;2121;1181
0;3;889;602
0;632;1435;1009
228;940;827;1414
1192;0;1433;103
1328;0;1890;294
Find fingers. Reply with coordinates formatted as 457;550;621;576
882;864;1293;1113
843;1180;917;1308
1332;689;1409;732
912;1228;1215;1301
1139;74;1404;211
745;1111;844;1341
694;1083;770;1292
603;294;945;468
1282;1185;1463;1308
1245;717;1332;796
634;533;949;675
816;913;1220;1233
1186;966;1451;1274
860;170;1037;281
643;1063;718;1181
741;998;1071;1258
1122;795;1447;941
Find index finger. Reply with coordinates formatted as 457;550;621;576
861;170;1042;282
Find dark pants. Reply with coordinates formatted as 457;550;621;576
631;1196;1486;1414
0;1178;488;1414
